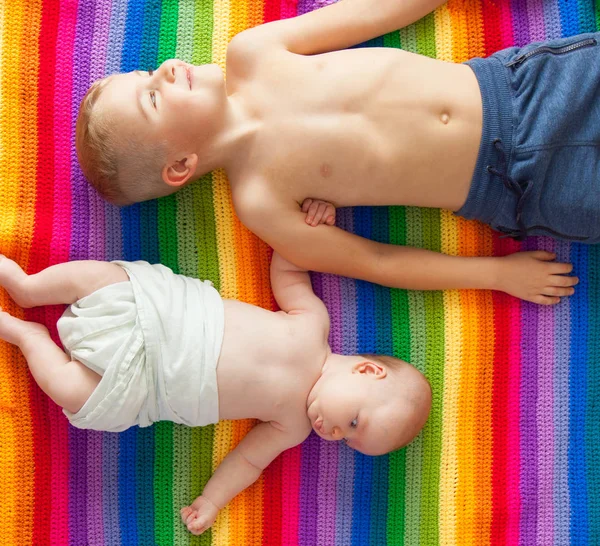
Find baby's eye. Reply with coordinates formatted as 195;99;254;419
150;91;157;109
350;418;358;428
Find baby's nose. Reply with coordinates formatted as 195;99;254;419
331;426;343;440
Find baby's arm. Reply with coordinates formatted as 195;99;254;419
232;0;446;56
181;422;307;535
302;198;336;227
243;204;577;305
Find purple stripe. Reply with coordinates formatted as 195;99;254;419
69;0;95;262
87;432;104;546
103;433;121;544
299;433;321;546
554;243;571;545
520;242;539;545
526;0;547;41
334;207;356;546
542;0;563;39
537;238;555;544
315;272;340;544
511;0;532;46
86;0;113;261
69;428;88;546
104;0;129;261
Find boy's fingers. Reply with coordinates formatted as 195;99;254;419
533;295;561;305
326;216;335;225
301;199;313;213
551;275;578;287
533;250;556;261
551;262;574;274
543;286;575;297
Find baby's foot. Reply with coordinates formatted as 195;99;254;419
0;255;30;307
0;307;48;347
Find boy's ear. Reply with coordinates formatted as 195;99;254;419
353;360;386;379
162;154;198;187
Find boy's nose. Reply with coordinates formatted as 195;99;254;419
331;426;343;440
157;60;177;84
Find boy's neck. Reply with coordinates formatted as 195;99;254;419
192;93;260;180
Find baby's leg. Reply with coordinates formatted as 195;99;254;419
0;255;127;413
0;310;100;413
0;254;128;307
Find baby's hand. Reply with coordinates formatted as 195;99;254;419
180;496;219;536
301;198;336;227
496;251;578;305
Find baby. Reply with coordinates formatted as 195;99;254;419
75;0;589;306
0;252;431;536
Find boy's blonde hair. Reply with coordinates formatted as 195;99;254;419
76;78;167;206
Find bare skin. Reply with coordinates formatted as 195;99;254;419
0;251;430;535
92;0;578;305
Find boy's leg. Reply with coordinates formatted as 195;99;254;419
0;254;128;308
0;309;100;413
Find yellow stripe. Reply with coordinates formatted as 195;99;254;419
439;210;460;545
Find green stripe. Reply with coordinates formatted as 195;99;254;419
387;206;409;545
155;422;175;544
420;208;443;544
404;206;426;545
157;0;180;272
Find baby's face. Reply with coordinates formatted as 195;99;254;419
96;60;225;157
307;367;406;456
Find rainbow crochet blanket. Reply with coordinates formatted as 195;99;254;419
1;0;599;544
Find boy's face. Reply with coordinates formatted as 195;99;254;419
307;361;405;456
96;59;225;159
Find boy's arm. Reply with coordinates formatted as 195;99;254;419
181;422;308;535
234;0;446;56
243;205;577;305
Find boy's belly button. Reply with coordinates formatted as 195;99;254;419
439;112;450;125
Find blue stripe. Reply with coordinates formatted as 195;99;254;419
118;428;138;545
120;0;146;261
352;206;376;546
569;244;589;545
586;244;600;544
136;427;156;545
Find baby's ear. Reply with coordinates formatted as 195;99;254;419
162;154;198;187
354;360;386;378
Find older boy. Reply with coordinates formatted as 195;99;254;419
77;0;594;305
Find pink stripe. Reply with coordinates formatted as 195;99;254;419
281;447;301;545
537;239;555;543
498;0;515;48
506;247;522;545
48;2;78;544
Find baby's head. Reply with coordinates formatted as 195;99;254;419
76;60;226;205
307;354;431;455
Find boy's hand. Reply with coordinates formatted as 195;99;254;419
495;251;578;305
301;198;336;227
180;496;219;536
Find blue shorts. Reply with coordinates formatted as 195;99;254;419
456;33;600;243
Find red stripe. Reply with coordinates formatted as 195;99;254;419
28;2;60;544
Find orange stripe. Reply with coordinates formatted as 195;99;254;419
0;1;41;543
